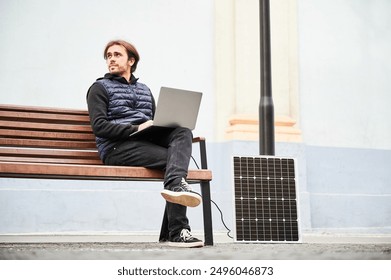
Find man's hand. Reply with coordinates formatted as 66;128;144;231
138;120;154;131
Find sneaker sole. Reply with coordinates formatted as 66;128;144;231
160;190;201;207
168;241;204;248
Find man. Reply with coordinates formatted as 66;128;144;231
86;40;203;248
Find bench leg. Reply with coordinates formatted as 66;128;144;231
200;181;214;246
158;207;169;242
197;138;214;246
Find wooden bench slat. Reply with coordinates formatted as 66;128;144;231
0;129;95;141
0;161;212;181
0;138;97;149
0;120;92;133
0;104;89;115
0;156;103;165
0;110;90;124
0;147;99;159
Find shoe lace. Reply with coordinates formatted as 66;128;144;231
180;178;192;192
180;229;193;241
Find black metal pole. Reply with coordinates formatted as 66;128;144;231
259;0;275;155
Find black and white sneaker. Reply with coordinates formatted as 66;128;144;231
169;229;204;248
161;178;202;207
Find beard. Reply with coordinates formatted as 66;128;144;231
109;64;128;76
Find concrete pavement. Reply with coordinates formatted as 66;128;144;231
1;233;390;260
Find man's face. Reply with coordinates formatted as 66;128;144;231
106;44;134;78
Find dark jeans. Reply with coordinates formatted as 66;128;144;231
104;127;193;239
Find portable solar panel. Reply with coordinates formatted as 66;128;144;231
233;156;300;243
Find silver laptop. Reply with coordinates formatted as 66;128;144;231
129;86;202;138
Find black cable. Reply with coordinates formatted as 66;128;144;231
211;199;233;239
190;156;233;239
191;155;200;169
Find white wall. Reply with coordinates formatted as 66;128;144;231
297;0;391;234
0;0;215;140
298;0;391;150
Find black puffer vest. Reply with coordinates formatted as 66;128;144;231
95;78;154;159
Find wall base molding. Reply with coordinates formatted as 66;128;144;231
225;114;302;142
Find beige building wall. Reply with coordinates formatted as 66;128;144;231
215;0;301;142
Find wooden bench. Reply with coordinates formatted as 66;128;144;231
0;104;214;245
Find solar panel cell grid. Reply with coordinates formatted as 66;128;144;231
233;156;300;242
